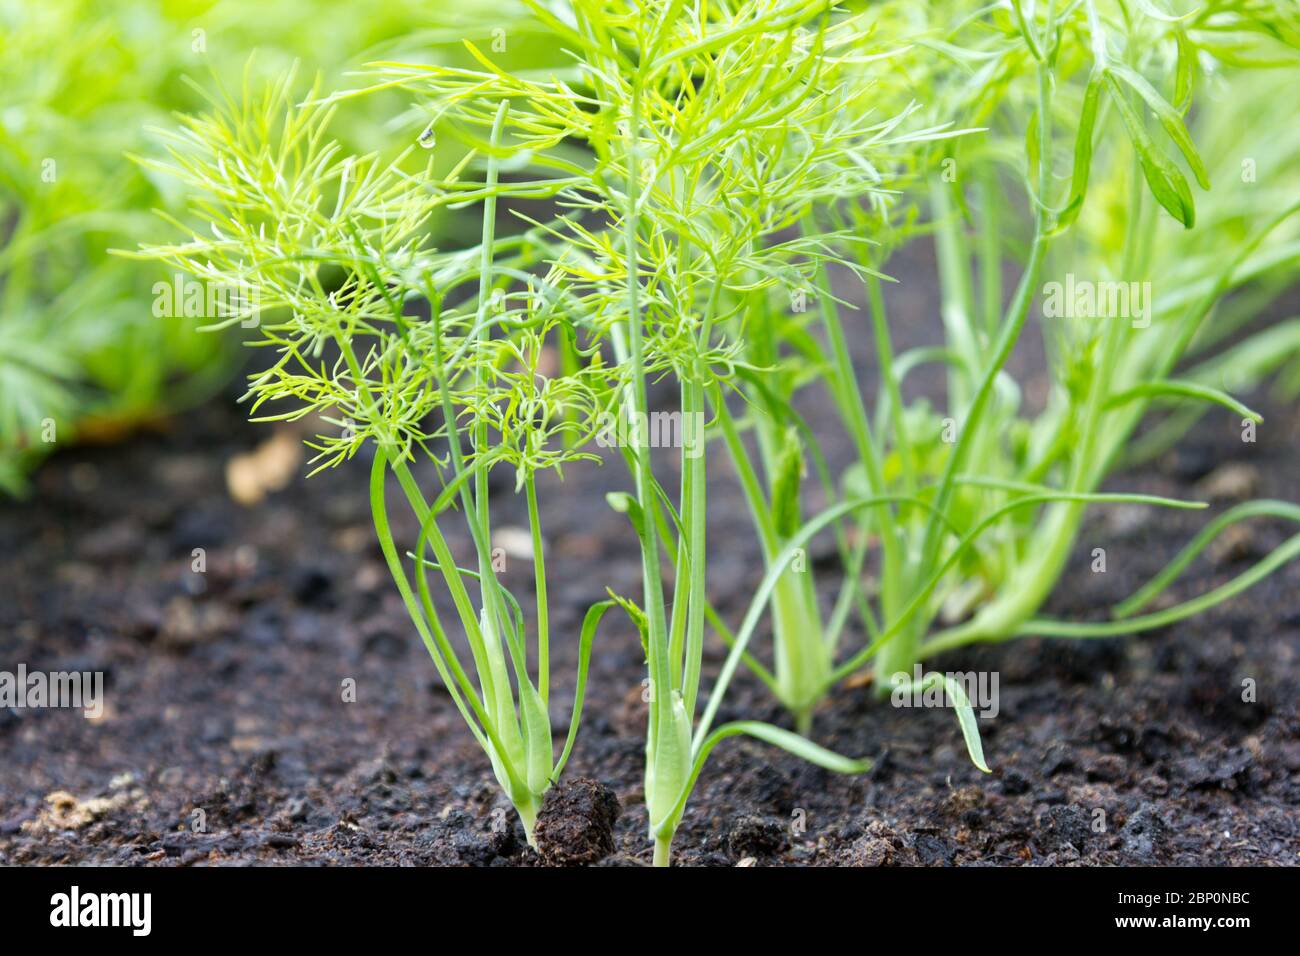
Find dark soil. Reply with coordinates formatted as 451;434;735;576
2;252;1298;867
535;778;620;866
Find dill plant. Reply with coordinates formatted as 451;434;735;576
131;1;883;860
747;0;1300;702
129;74;630;844
130;0;1300;867
135;0;1010;866
353;0;926;866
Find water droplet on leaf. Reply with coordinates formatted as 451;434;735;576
417;127;436;150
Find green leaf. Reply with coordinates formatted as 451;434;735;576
1008;0;1044;62
1114;501;1300;618
606;588;649;659
553;600;615;779
1026;531;1300;638
519;676;553;796
606;490;646;538
1104;379;1263;423
1105;71;1196;227
891;672;991;772
707;721;871;774
1107;62;1211;189
1107;62;1206;193
1173;28;1196;113
1058;70;1103;231
648;693;694;835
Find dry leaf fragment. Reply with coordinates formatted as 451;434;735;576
225;430;302;505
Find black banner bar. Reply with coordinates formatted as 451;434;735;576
0;865;1276;941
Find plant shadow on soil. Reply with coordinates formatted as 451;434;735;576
2;249;1298;867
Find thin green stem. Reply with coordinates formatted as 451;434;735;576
525;469;549;704
866;274;915;495
907;47;1057;664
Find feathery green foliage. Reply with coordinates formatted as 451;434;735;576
132;0;1300;866
130;75;627;844
331;0;900;864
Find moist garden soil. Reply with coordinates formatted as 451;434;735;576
2;250;1298;867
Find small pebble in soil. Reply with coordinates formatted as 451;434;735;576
847;819;913;867
259;832;299;850
1118;803;1169;863
1279;740;1300;773
1097;715;1138;753
1209;523;1268;564
534;778;620;866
